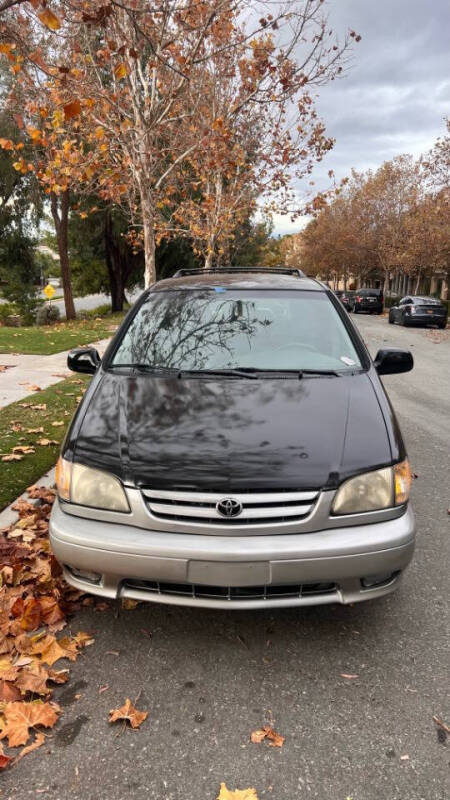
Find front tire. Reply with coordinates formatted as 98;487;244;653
439;321;447;329
388;311;394;324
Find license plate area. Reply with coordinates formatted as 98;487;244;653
188;560;270;586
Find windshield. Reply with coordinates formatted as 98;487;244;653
358;289;380;297
111;289;362;372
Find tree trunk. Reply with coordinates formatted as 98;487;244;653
204;250;214;269
382;271;390;297
141;188;156;288
414;269;421;294
50;190;76;320
104;210;124;312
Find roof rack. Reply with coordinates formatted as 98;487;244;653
173;267;306;278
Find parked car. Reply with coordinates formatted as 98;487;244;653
352;288;384;314
389;296;448;328
334;289;354;312
50;267;415;610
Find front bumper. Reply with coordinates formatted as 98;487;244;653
50;499;416;609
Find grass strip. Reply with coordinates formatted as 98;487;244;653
0;376;90;510
0;312;124;355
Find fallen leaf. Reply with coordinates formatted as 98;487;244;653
12;731;45;765
0;680;21;701
27;385;41;392
36;439;58;447
0;742;12;769
433;716;450;734
99;685;109;694
47;668;69;684
15;667;49;696
12;446;35;455
20;598;41;632
109;698;148;729
250;725;285;747
340;673;359;680
0;700;59;747
122;598;140;610
94;601;110;612
27;428;44;434
73;631;95;648
2;454;23;462
217;783;258;800
400;754;409;761
51;421;64;427
39;596;65;626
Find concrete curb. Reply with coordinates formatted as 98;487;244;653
0;466;56;529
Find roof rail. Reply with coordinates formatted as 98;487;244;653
173;267;306;278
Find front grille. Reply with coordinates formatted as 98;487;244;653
142;488;319;526
124;579;337;601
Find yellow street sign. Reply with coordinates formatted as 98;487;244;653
43;284;55;300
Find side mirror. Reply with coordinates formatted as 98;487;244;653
67;347;101;375
374;348;413;375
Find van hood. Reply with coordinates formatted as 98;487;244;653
71;372;393;491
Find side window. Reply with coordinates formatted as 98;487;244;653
400;297;410;305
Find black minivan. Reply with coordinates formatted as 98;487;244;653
50;268;416;610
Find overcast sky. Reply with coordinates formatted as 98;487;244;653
271;0;449;235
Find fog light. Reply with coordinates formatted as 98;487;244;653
68;566;101;584
361;572;397;589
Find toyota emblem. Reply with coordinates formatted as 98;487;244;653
216;497;243;518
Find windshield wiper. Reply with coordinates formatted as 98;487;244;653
299;369;341;377
179;367;342;379
178;368;259;379
108;364;179;375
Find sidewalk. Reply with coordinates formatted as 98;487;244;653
0;338;110;409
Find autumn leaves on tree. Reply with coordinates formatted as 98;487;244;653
0;0;357;307
301;127;450;293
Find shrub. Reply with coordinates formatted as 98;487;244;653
77;303;112;320
35;303;61;326
0;301;20;323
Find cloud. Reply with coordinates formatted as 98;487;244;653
271;0;448;234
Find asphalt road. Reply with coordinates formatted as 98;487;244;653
3;314;450;800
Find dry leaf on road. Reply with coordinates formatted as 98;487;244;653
11;731;45;765
217;783;259;799
433;716;450;734
0;700;59;747
250;725;285;747
340;673;359;680
0;743;12;770
109;698;148;729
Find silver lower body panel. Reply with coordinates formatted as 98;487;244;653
50;500;416;609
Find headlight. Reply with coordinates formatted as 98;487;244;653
332;460;411;515
55;458;130;512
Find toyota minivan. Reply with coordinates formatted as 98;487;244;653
50;268;416;609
